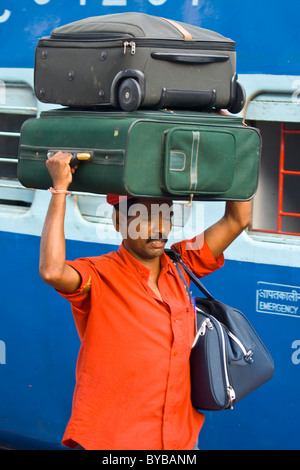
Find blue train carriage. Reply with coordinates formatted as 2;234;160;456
0;0;300;450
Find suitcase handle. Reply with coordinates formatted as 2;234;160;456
47;150;94;168
157;88;216;111
151;52;229;64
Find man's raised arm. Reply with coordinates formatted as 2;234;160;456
204;200;253;259
39;152;82;293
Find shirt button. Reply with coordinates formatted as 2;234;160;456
170;385;175;390
173;351;178;357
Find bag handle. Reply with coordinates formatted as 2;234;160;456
165;249;214;300
47;150;94;168
151;52;230;64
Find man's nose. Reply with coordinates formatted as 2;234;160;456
152;215;171;235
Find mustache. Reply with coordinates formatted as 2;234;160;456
146;233;168;244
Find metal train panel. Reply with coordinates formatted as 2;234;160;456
1;0;299;75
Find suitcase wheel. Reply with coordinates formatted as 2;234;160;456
228;82;246;114
118;78;142;112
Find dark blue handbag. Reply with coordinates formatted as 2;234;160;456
166;249;274;411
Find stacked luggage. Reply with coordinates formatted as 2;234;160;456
18;12;261;200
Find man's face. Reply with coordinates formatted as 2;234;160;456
116;199;173;261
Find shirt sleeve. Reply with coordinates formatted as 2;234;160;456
56;258;102;340
171;234;224;278
56;258;99;313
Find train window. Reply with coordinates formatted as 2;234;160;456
0;81;37;210
0;180;34;215
251;121;300;237
75;194;112;224
0;81;37;179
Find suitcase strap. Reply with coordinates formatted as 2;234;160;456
160;17;194;41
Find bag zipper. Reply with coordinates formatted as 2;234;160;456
45;35;235;52
122;39;235;57
194;308;236;409
220;322;254;364
125;38;235;52
123;41;136;55
192;317;213;347
217;321;236;409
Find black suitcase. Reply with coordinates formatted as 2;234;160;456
34;12;245;113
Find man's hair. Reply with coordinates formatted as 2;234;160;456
113;198;139;216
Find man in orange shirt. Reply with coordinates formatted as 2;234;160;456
39;151;252;450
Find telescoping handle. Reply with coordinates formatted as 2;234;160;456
47;150;94;168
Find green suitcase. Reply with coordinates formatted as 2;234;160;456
18;109;261;201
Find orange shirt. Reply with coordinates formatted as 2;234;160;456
58;236;224;450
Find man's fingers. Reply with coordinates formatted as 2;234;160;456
48;151;74;163
71;165;78;174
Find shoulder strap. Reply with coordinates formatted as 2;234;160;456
165;249;214;300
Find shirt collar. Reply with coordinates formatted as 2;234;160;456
117;242;175;280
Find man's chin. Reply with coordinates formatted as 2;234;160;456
144;240;167;258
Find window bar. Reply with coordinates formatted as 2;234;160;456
0;131;20;137
278;123;300;235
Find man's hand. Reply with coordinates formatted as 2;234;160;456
46;151;77;190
